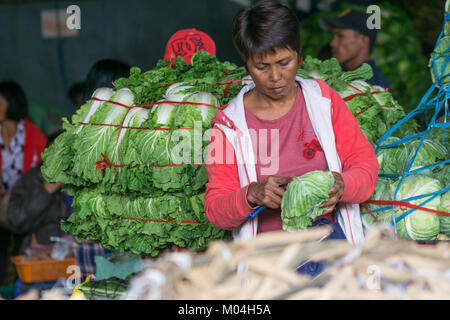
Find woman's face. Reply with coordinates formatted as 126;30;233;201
246;47;299;101
0;93;8;122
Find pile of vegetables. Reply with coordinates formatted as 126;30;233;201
362;2;450;241
41;52;249;255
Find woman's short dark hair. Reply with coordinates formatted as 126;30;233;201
232;0;301;63
0;81;28;121
83;59;131;102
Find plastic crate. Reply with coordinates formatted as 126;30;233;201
11;255;78;283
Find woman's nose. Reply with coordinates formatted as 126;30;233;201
269;66;281;82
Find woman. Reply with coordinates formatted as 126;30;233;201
5;130;68;256
204;0;378;255
0;81;47;284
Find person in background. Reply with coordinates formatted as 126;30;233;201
0;81;47;285
204;0;379;276
1;130;70;255
320;9;391;90
73;58;131;278
82;59;131;102
68;81;86;110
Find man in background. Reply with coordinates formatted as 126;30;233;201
320;8;391;90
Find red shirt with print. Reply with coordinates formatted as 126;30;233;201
244;84;332;233
204;81;378;232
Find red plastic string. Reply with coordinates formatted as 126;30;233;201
139;99;223;110
364;199;450;216
216;78;252;86
91;97;133;109
360;203;382;223
96;153;125;170
361;201;448;245
346;82;365;93
88;76;250;171
222;82;232;97
121;217;199;224
343;91;383;102
354;104;387;117
216;70;232;81
95;153;206;171
79;122;211;131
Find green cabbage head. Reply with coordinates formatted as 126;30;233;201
281;170;334;231
391;175;442;241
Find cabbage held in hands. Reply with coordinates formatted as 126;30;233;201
281;170;334;231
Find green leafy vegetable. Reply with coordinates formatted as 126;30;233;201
43;51;244;255
391;175;442;241
281;170;334;231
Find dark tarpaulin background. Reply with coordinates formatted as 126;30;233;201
0;0;444;135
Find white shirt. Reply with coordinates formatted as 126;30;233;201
0;120;25;191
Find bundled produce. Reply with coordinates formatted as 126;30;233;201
62;190;224;255
123;226;450;300
362;2;450;241
364;175;443;241
430;0;450;90
281;171;334;231
41;51;249;255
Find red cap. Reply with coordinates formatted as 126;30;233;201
164;28;216;64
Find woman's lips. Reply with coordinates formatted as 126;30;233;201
270;86;285;94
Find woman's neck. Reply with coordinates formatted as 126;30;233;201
246;83;298;120
1;119;19;150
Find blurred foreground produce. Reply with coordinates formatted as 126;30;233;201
122;226;450;300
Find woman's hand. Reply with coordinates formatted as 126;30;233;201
247;176;292;209
320;171;345;214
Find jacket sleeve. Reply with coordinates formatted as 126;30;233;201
23;120;48;174
7;166;58;234
330;88;379;204
204;127;255;230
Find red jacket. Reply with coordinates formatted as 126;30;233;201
0;119;47;176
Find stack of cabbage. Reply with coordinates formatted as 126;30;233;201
41;52;248;255
362;1;450;241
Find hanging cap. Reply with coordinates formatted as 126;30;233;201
320;9;377;46
164;28;216;64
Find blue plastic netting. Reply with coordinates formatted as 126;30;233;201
362;9;450;237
